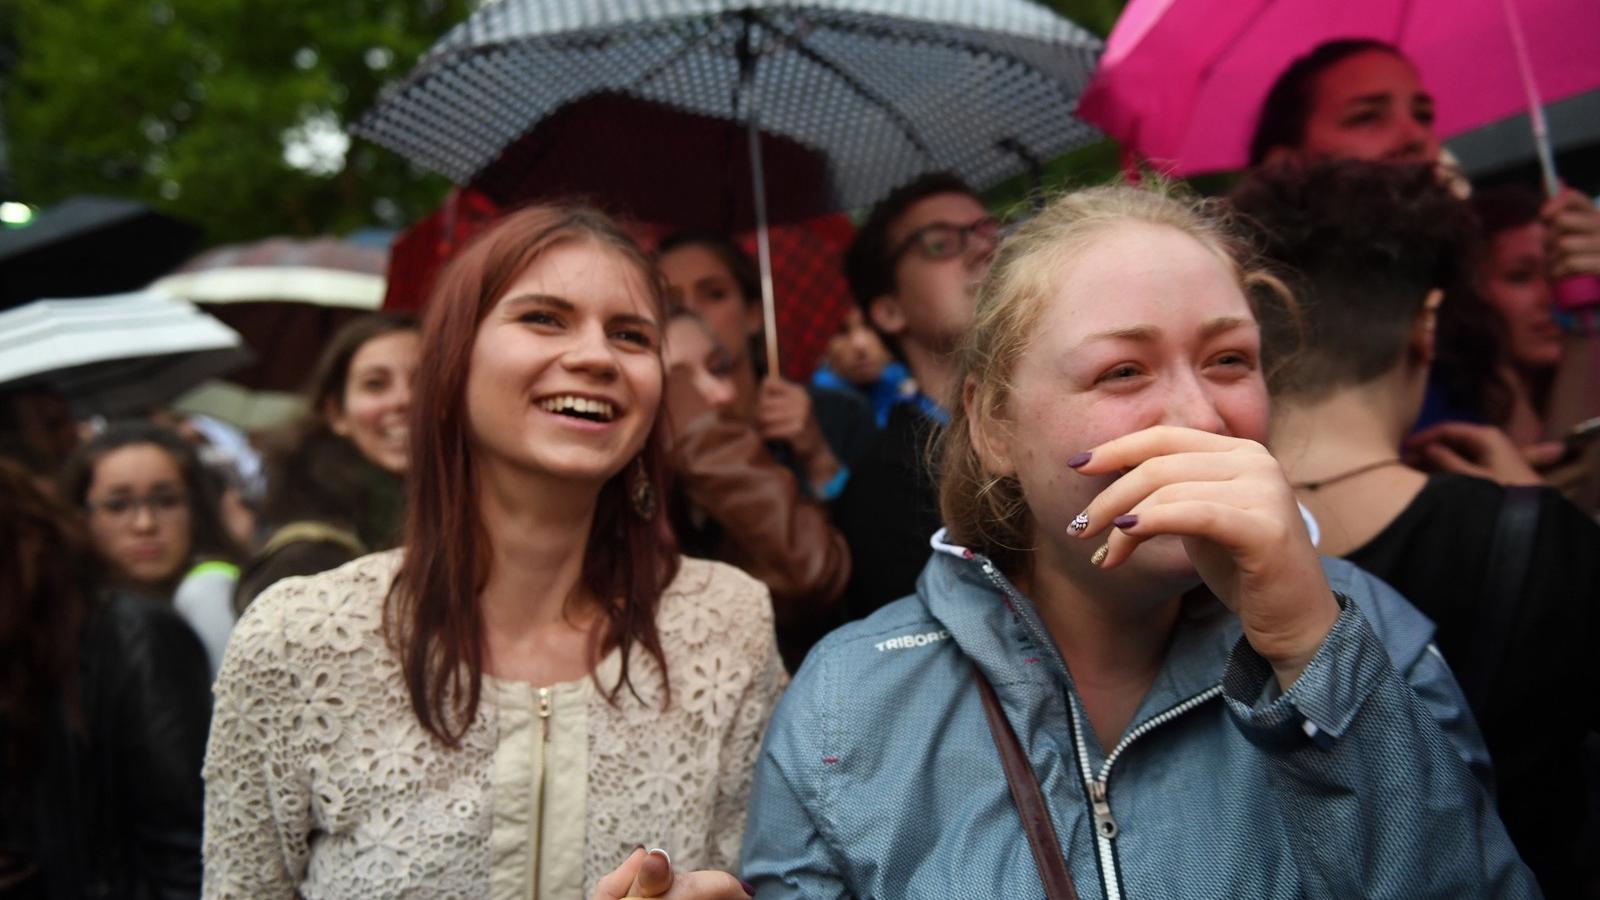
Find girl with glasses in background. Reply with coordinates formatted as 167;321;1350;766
60;421;245;676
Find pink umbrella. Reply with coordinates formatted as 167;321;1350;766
1078;0;1600;178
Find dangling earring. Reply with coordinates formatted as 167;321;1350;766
629;457;657;519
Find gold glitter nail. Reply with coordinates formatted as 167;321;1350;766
1090;542;1109;567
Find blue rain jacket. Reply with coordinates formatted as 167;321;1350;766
741;535;1540;899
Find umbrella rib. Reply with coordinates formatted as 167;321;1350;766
621;22;722;108
760;15;940;164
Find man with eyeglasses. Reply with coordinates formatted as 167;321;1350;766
834;173;999;619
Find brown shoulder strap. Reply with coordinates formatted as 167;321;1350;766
975;671;1080;900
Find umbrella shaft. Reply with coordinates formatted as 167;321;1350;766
1499;0;1560;195
739;14;781;377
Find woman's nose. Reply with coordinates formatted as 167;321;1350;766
130;503;159;532
560;325;621;377
703;375;737;409
1164;371;1226;434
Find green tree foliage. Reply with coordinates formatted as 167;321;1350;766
1046;0;1127;39
4;0;1130;243
5;0;471;243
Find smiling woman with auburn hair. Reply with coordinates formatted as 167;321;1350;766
202;204;784;900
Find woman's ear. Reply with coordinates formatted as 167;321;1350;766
963;376;1015;477
868;294;908;338
324;395;351;437
1409;288;1445;366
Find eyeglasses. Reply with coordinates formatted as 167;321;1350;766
85;490;189;522
889;217;1000;263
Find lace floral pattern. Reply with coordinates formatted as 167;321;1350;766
202;551;785;899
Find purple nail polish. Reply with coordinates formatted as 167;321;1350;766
1066;451;1092;468
741;880;757;896
1113;514;1139;529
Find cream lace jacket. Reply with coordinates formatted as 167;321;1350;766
201;551;786;898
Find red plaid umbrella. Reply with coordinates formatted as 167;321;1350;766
383;188;854;382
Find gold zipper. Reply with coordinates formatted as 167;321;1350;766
534;686;551;899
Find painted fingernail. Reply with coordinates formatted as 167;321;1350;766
742;880;757;896
1068;512;1090;534
1113;514;1138;529
647;847;671;867
1091;542;1110;567
1066;451;1093;468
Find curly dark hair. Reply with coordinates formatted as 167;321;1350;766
843;171;977;310
1248;38;1403;166
1231;160;1506;413
1472;184;1545;239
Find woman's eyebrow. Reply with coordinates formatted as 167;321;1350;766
1199;316;1254;340
501;293;575;312
610;312;660;332
1076;316;1252;349
1345;92;1392;109
1079;324;1160;346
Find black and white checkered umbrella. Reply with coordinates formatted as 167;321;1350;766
353;0;1103;368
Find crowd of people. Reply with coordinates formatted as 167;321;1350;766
2;37;1599;900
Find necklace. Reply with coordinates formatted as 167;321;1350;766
1290;458;1404;492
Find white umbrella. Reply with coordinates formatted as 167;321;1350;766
0;289;252;417
149;236;388;392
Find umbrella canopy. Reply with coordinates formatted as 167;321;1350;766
151;237;388;392
352;0;1104;215
0;289;250;417
1079;0;1600;176
471;92;837;234
0;196;202;308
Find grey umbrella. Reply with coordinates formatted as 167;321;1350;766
354;0;1103;369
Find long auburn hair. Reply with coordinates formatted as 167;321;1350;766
387;203;679;747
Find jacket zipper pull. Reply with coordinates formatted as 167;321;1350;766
538;687;552;742
1089;779;1119;840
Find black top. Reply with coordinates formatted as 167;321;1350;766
833;403;945;620
0;591;210;900
1345;473;1600;897
809;386;876;474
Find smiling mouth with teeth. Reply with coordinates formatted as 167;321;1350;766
538;395;618;423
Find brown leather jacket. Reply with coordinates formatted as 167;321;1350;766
670;408;850;668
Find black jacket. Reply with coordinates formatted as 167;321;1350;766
4;592;210;900
833;402;944;620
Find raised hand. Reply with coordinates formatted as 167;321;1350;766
1404;421;1546;486
1068;425;1339;688
756;375;841;491
1542;187;1600;280
591;847;753;900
